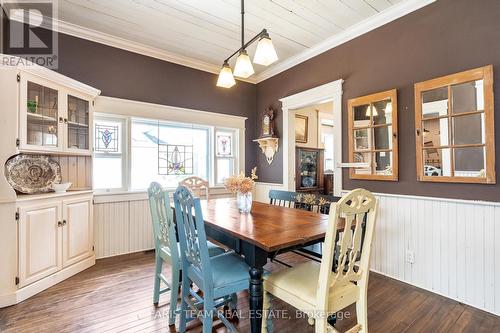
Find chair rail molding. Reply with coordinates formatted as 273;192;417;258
280;79;343;196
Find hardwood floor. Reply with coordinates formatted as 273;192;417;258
1;251;499;333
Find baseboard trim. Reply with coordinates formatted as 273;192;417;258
369;268;499;317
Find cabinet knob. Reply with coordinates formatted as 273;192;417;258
57;221;62;227
62;220;67;226
59;117;64;123
64;118;68;123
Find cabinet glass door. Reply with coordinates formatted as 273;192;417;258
299;149;318;188
67;95;89;150
26;81;59;147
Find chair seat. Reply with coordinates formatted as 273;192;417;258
264;261;359;311
210;252;250;289
159;241;225;261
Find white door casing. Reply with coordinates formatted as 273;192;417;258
279;79;343;196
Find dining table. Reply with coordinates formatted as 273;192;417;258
172;197;334;333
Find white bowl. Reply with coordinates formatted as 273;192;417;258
52;182;72;193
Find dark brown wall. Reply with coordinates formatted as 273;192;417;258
57;33;258;174
2;20;257;174
256;0;500;201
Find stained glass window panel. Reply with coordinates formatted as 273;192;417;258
216;132;233;156
95;123;119;152
158;144;194;175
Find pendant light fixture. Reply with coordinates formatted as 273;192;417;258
216;0;278;88
216;61;236;88
234;50;254;78
253;30;278;66
365;105;379;117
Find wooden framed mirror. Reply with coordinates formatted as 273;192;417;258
414;65;495;184
348;89;398;181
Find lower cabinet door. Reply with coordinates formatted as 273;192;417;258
18;202;62;288
62;197;93;267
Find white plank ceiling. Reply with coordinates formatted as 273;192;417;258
53;0;429;81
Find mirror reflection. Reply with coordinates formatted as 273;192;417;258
422;118;449;147
374;125;392;150
353;104;370;123
353;152;371;175
375;151;392;175
373;100;392;125
452;80;484;114
423;148;452;177
454;147;486;177
453;114;484;145
416;66;494;182
422;87;448;118
420;80;488;179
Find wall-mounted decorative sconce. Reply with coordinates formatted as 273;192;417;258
254;137;279;165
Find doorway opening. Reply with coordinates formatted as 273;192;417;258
279;79;343;196
292;102;335;195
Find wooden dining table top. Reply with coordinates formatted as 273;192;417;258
173;197;331;252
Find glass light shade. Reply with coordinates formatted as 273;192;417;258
233;50;254;78
385;101;392;113
253;36;278;66
365;105;379;117
216;63;236;88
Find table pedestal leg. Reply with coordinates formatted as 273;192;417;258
249;266;264;333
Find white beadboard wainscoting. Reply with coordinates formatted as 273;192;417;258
254;182;285;203
94;197;154;258
93;190;233;258
366;192;500;317
93;186;500;316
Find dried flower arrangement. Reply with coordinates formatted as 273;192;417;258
224;167;258;194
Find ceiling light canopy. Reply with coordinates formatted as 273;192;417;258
216;0;278;88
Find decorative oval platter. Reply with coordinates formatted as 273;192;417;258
5;154;62;194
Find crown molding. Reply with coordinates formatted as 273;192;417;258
253;0;436;83
5;0;434;85
5;9;257;84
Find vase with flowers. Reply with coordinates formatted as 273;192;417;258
224;167;258;213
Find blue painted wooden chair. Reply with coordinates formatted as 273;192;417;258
147;182;225;326
174;185;250;333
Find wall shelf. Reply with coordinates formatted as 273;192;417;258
253;137;279;165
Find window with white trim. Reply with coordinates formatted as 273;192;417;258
215;130;236;185
93;116;126;191
93;115;239;191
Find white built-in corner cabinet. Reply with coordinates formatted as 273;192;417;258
0;58;100;307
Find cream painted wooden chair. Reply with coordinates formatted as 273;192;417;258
179;176;210;199
262;188;378;333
